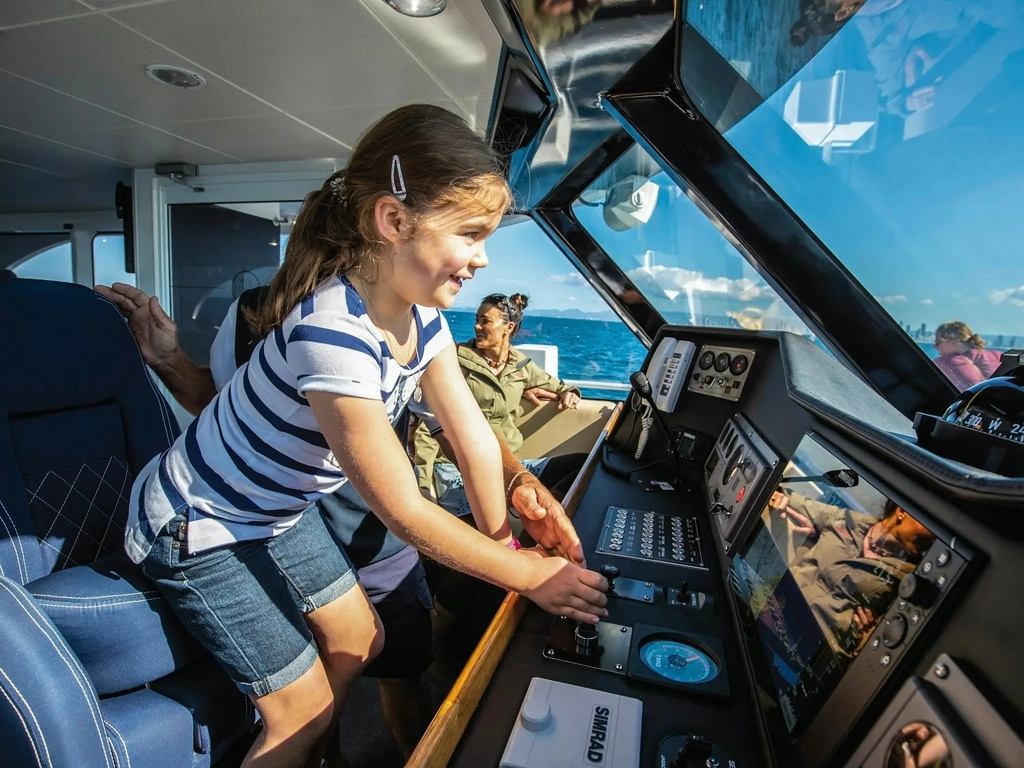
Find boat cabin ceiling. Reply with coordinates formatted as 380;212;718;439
2;2;1024;768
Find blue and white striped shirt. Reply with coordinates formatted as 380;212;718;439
125;276;452;562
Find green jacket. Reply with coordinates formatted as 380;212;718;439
785;493;916;660
413;341;579;491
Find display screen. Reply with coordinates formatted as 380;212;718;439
730;434;937;736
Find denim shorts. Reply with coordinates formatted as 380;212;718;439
141;509;358;697
316;484;434;678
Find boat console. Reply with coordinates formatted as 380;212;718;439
419;326;1024;768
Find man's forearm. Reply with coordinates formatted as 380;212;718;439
435;430;536;499
150;348;218;416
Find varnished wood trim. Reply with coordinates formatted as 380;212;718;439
406;403;624;768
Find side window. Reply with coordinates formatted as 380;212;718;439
11;242;73;282
457;218;648;400
93;235;134;288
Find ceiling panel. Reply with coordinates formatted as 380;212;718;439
0;70;141;135
0;13;278;126
0;159;72;184
42;125;237;166
0;125;27;140
0;0;86;28
359;0;501;101
112;0;452;112
292;100;461;147
168;115;347;162
84;0;178;8
0;134;131;179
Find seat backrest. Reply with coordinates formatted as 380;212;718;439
0;280;179;584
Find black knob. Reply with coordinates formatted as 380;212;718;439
679;581;690;599
600;564;620;591
898;573;935;606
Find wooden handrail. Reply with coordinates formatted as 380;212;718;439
406;403;624;768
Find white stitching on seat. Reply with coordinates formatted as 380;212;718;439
0;581;113;768
33;597;160;609
104;719;131;768
27;457;132;569
30;591;160;599
0;668;50;767
0;500;28;583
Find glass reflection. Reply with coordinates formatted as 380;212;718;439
573;144;817;338
683;0;1024;392
731;434;936;733
886;722;953;768
514;0;668;50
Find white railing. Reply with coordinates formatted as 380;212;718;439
564;379;632;393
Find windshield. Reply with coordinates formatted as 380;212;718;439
573;144;815;337
682;0;1024;391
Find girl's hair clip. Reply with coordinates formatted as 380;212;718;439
391;154;407;202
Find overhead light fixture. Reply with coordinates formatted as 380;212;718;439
384;0;446;17
145;64;206;90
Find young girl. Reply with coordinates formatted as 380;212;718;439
125;104;608;767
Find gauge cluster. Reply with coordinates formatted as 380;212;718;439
687;344;756;401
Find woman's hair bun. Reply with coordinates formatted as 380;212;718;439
510;293;529;311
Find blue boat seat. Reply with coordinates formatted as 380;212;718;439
0;278;254;768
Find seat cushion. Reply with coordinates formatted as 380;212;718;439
100;687;195;768
28;551;203;696
150;655;255;760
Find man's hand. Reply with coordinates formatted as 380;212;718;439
511;477;586;566
523;387;558;406
770;491;814;535
95;283;178;366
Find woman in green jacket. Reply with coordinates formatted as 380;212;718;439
415;293;586;517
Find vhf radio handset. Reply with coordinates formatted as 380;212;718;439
630;372;682;485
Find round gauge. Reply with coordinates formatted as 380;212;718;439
730;355;749;376
714;352;732;373
640;639;719;684
698;351;716;370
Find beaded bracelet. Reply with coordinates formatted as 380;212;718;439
506;469;531;504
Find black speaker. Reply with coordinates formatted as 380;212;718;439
114;181;136;274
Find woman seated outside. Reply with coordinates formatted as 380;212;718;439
414;293;587;518
933;320;1002;392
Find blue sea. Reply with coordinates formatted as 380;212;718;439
444;311;647;400
443;311;995;400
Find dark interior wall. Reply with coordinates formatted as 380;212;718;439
0;233;70;271
170;205;280;365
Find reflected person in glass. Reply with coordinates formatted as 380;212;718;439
769;491;936;659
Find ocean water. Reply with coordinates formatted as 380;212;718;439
444;311;982;400
444;311;648;400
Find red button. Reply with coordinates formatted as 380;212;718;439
735;486;746;503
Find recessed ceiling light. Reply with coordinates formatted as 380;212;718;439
384;0;446;17
145;65;207;90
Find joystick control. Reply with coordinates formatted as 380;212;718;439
573;622;600;658
600;564;620;593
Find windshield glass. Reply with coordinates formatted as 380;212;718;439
573;144;815;338
683;0;1024;391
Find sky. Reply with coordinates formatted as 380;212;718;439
702;0;1024;340
16;0;1024;346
